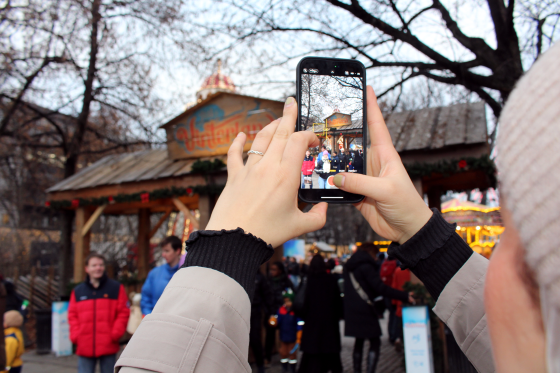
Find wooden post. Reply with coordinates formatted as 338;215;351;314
137;208;151;280
172;198;200;229
73;207;91;284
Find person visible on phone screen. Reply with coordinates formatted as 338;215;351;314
315;154;331;189
301;150;314;189
339;148;348;172
321;145;331;160
331;151;341;174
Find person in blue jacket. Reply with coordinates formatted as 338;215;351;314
140;236;183;315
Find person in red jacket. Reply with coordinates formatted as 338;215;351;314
391;266;411;352
301;150;314;189
379;256;398;344
68;253;130;373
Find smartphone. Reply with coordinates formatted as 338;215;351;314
296;57;366;204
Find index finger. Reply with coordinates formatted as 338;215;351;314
263;97;297;162
366;85;393;148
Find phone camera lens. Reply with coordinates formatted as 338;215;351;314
331;70;334;74
303;68;307;72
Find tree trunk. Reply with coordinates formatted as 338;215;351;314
57;0;101;295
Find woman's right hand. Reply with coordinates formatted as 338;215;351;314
333;86;433;245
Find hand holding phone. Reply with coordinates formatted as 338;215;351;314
332;86;433;245
205;98;327;248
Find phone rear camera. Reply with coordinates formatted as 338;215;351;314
345;71;348;75
303;68;307;72
331;70;334;74
350;72;354;75
357;72;360;75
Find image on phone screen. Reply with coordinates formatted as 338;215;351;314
299;68;364;191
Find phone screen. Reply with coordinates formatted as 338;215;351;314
297;58;365;203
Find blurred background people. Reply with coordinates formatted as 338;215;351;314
277;290;301;372
250;270;273;373
298;255;343;373
391;266;411;352
379;255;398;344
3;310;24;373
265;262;294;366
68;253;129;373
140;236;182;315
343;244;412;373
288;257;301;288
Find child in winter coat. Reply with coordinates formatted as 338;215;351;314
3;310;24;373
277;290;302;373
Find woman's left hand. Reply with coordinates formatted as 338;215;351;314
205;97;328;248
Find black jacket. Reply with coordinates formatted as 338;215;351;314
343;250;408;338
315;160;330;179
338;153;348;171
268;274;294;313
353;153;364;174
300;272;343;354
252;271;273;313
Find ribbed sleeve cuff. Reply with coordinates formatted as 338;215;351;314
388;209;473;300
183;228;274;300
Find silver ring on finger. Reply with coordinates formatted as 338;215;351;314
248;150;264;156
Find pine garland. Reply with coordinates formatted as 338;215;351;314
404;155;496;188
47;184;225;209
191;159;226;173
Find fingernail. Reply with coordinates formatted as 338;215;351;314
237;132;244;137
284;97;296;108
333;174;344;187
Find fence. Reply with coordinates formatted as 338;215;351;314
10;266;59;312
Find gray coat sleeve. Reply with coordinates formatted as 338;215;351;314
433;254;495;373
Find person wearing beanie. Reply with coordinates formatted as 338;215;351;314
3;311;24;373
116;46;559;373
276;289;302;372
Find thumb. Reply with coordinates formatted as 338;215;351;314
297;202;328;233
333;173;386;200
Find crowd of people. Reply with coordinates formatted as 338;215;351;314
301;145;364;189
247;248;413;373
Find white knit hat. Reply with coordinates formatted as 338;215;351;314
496;41;560;372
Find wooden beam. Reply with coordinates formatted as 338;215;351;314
82;204;107;237
172;198;200;230
149;209;172;239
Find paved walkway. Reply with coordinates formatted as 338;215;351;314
252;315;405;373
21;315;404;373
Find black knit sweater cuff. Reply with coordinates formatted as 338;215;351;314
387;209;473;301
183;228;274;301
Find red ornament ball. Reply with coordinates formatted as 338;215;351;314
186;188;193;195
458;160;467;169
45;201;51;207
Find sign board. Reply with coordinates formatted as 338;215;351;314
166;94;284;160
325;113;351;128
283;239;306;261
52;301;73;356
402;305;434;373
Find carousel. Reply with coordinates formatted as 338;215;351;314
441;198;504;258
